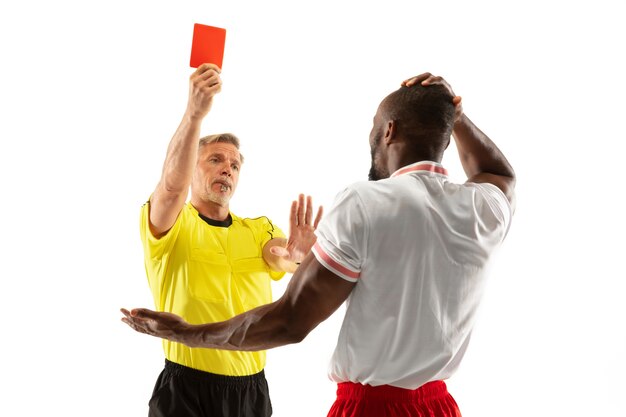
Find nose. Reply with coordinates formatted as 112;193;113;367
221;163;232;177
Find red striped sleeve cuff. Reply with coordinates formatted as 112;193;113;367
312;242;360;283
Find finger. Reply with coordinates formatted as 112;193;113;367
191;69;218;86
127;321;152;336
305;195;313;226
421;75;442;86
453;96;463;117
402;72;432;87
270;246;289;257
121;317;145;333
197;63;221;74
122;317;136;329
130;308;160;320
121;309;145;326
198;69;221;83
297;194;305;226
289;199;298;227
191;69;221;90
198;74;222;90
313;206;324;229
202;82;222;96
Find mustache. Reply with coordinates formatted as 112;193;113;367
211;179;233;188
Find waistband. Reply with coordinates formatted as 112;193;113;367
336;381;449;401
164;359;266;386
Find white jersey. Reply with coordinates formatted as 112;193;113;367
312;161;512;389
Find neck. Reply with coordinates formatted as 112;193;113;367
386;133;446;174
191;198;230;221
387;147;438;175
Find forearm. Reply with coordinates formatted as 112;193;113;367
452;114;515;181
184;301;304;350
182;256;350;351
122;256;355;352
158;113;203;194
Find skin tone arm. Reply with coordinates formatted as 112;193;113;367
402;73;516;205
263;194;324;274
149;64;222;237
121;252;355;350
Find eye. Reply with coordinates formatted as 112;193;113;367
232;164;240;171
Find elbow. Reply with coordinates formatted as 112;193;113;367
273;308;313;345
504;164;516;183
161;180;189;197
282;316;315;345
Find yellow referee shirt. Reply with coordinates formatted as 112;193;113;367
140;201;286;376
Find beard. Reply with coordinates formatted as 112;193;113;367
203;178;235;206
207;191;231;206
368;134;386;181
368;162;382;181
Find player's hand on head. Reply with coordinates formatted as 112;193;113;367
401;72;463;122
401;72;433;88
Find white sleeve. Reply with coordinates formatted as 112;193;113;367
472;182;514;241
312;187;368;282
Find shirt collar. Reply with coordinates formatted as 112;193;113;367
390;161;448;178
188;202;236;227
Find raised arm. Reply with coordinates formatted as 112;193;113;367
403;73;516;204
121;252;355;350
149;64;222;237
450;112;515;203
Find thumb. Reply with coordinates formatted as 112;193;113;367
270;246;290;257
131;308;158;319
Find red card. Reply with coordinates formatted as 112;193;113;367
190;24;226;68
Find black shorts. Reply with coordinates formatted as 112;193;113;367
148;359;272;417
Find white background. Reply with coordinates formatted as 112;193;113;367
1;0;625;416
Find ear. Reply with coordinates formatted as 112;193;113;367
383;120;397;145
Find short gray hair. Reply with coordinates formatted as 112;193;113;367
199;133;244;163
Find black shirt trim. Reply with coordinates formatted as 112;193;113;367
198;213;233;228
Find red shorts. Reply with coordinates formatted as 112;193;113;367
326;381;461;417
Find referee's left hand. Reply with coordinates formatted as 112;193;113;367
270;194;323;264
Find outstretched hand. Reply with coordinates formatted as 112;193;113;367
401;72;463;122
270;194;323;264
121;308;192;345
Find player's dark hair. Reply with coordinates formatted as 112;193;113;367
381;84;455;159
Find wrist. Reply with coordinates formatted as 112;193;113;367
454;111;467;123
284;260;299;274
184;108;207;124
182;323;201;348
452;113;468;133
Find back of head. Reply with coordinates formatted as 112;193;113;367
381;84;455;160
